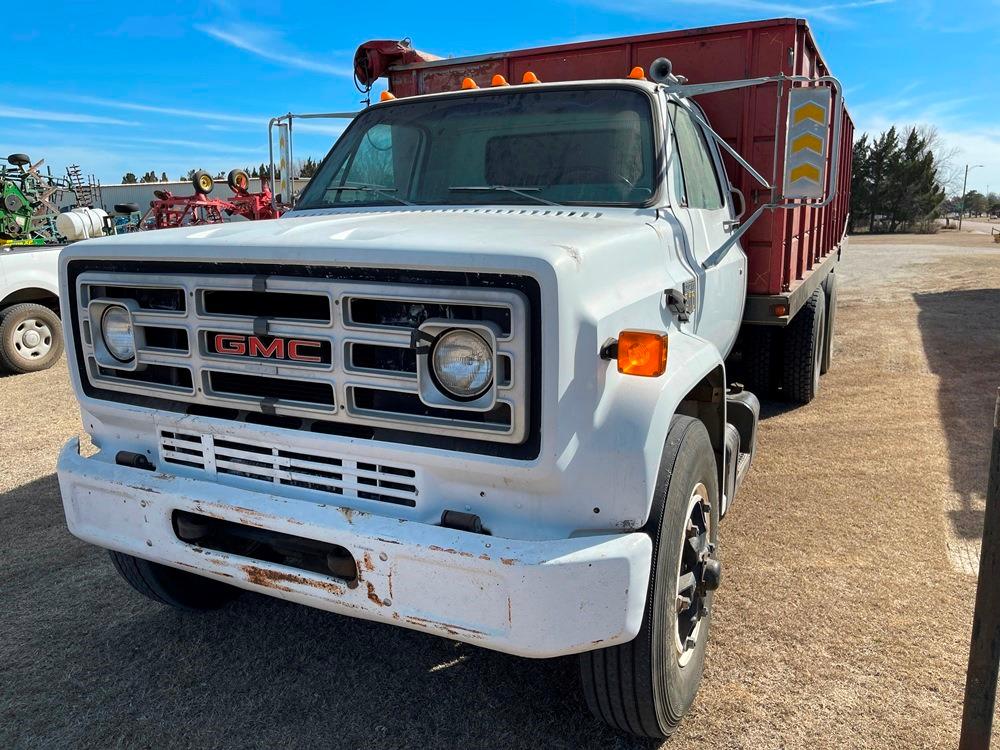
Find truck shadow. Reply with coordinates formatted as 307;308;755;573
914;288;1000;542
2;473;649;750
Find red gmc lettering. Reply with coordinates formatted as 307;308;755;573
214;334;323;362
288;340;323;363
214;334;246;356
248;337;285;359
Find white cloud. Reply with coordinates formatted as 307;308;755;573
578;0;895;25
0;105;137;126
64;95;262;125
196;23;354;77
125;136;264;155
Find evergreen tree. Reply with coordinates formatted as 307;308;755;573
121;172;138;184
300;157;319;178
850;126;947;233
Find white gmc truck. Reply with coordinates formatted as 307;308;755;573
56;21;850;739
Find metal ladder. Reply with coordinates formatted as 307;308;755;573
67;164;99;208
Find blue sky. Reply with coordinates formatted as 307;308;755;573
4;0;998;193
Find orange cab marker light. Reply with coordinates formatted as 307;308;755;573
521;71;541;84
771;303;789;317
628;66;646;80
491;74;509;87
380;90;396;102
461;77;479;90
609;331;668;377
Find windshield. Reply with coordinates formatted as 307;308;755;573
296;87;657;210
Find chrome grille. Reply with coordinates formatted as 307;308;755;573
159;428;420;507
75;272;529;443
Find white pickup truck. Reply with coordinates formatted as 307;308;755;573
0;244;63;373
56;21;851;740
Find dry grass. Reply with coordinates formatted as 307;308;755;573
2;234;999;748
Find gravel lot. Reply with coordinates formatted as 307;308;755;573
2;231;999;749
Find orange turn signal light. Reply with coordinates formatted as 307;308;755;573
771;303;789;317
521;71;541;84
627;66;646;80
612;331;668;377
461;77;479;90
380;90;396;102
491;74;509;87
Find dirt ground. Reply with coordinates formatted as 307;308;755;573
2;231;999;749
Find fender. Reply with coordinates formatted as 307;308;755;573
0;246;61;306
571;328;725;532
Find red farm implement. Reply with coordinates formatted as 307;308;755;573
141;170;280;230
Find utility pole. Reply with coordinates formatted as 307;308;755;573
959;164;983;231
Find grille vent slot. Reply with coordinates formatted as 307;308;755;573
160;428;419;507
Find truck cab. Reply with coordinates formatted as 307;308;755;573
57;20;849;741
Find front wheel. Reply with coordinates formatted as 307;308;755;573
108;550;239;611
580;416;721;740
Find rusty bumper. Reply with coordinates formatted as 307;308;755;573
57;439;652;658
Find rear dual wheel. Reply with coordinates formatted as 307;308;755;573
736;275;835;404
581;416;720;740
780;287;826;404
820;271;837;375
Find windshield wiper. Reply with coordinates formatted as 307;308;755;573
448;185;561;207
327;183;413;206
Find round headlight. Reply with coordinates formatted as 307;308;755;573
431;329;494;400
101;305;135;362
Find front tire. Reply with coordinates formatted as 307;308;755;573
0;303;64;374
580;416;720;740
108;550;239;611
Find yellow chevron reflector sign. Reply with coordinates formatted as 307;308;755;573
793;102;827;126
791;132;824;155
783;87;832;199
790;163;822;183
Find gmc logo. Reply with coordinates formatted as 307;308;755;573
212;333;325;363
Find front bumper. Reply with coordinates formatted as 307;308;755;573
57;439;652;658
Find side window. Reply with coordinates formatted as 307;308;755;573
668;103;725;210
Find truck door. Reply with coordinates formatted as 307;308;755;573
666;101;747;357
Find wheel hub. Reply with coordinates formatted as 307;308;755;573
12;317;52;360
674;483;719;667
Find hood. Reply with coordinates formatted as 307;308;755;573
63;206;661;276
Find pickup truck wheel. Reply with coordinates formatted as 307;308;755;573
0;303;64;374
820;272;837;375
580;416;720;740
780;288;825;404
108;550;239;611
